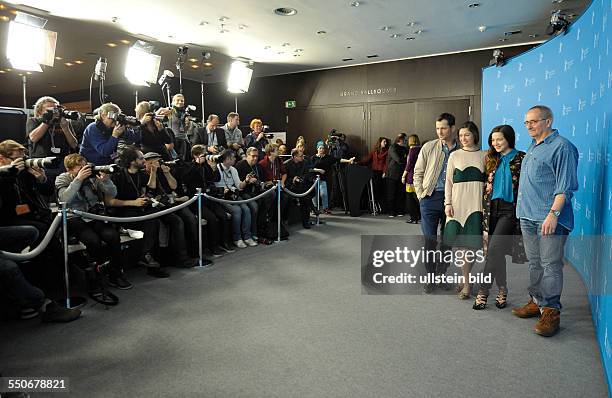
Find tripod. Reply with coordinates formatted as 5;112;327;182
333;163;349;214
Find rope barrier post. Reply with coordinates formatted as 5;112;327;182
316;175;321;226
197;188;205;268
369;178;377;216
61;202;71;309
277;181;281;243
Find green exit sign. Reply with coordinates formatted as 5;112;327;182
285;100;296;108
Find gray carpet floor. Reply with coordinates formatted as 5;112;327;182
0;213;608;398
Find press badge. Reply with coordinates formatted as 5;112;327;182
50;147;61;154
15;204;31;215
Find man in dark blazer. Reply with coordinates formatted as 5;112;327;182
192;114;227;155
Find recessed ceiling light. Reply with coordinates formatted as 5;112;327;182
219;16;229;22
350;1;360;6
203;62;213;67
190;64;199;69
120;39;130;44
18;73;23;76
65;62;74;66
106;43;117;47
55;56;63;60
199;21;209;26
414;29;424;34
282;42;291;47
529;33;539;38
0;4;5;9
390;33;402;38
552;0;564;3
277;51;285;55
405;37;416;40
293;54;301;57
342;58;354;61
498;38;508;42
294;48;304;52
406;22;417;27
0;15;9;22
51;85;57;88
26;71;32;75
9;10;17;15
468;3;480;7
381;26;391;31
478;25;487;32
346;46;352;49
316;30;327;35
188;58;198;62
6;68;12;71
366;54;379;58
74;60;84;64
238;24;247;29
0;70;5;74
274;7;298;16
264;45;271;49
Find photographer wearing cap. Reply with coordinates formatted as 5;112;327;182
26;96;78;184
135;101;174;161
244;119;269;161
142;152;200;268
80;103;140;166
0;140;54;238
104;146;169;278
55;154;132;290
193;114;227;155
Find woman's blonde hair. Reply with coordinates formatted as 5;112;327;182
33;96;59;117
95;103;121;121
250;118;263;130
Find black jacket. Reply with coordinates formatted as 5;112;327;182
193;127;227;151
386;143;408;180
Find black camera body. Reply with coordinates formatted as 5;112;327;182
116;113;140;127
43;105;79;122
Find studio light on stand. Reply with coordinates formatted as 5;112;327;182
546;10;570;36
90;56;108;110
489;49;505;67
176;46;188;93
5;12;57;109
227;60;253;113
124;41;161;106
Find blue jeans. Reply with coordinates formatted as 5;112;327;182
520;219;569;311
419;190;448;274
312;180;329;209
223;203;252;241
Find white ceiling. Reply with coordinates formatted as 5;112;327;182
0;0;589;98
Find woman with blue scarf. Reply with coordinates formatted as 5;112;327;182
473;125;527;310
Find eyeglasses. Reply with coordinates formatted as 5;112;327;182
523;119;547;126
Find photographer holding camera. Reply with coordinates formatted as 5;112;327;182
104;146;169;278
285;148;318;229
55;154;132;289
244;119;269;161
214;149;258;248
26;96;79;185
0;140;54;239
142;152;201;267
193;114;227;155
80;103;141;166
135;101;174;161
164;94;196;161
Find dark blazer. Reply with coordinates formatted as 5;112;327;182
193;126;227;151
386;143;408;180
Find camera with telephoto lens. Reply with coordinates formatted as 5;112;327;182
107;111;140;127
205;154;221;162
23;156;59;169
148;101;161;113
87;163;119;176
160;159;180;166
43;105;80;122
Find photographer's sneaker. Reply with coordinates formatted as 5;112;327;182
234;240;247;248
41;301;81;323
244;238;258;247
108;269;133;290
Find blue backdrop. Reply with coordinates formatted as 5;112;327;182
482;0;612;392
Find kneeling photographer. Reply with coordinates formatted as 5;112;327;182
55;154;132;290
214;149;258;248
142;152;202;267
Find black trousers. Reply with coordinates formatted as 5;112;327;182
193;202;221;250
372;170;385;212
114;208;160;259
158;212;191;260
480;199;516;293
385;178;406;216
68;218;122;269
174;138;191;162
288;183;314;224
405;191;421;221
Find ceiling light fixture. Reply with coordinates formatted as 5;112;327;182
406;22;417;27
74;60;84;64
190;64;199;69
390;33;402;38
0;15;9;22
120;39;130;45
498;38;507;42
282;42;291;47
203;62;213;67
294;48;303;52
350;1;360;6
274;7;298;16
468;3;481;8
405;37;416;40
414;29;424;34
342;58;354;61
264;45;271;49
65;62;73;66
55;56;62;60
188;58;197;62
366;54;379;58
478;26;487;32
219;16;229;22
106;43;117;47
381;26;391;31
238;24;247;30
528;33;539;38
316;30;327;35
0;70;5;73
199;21;208;26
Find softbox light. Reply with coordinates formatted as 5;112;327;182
227;61;253;94
6;18;57;72
124;41;161;86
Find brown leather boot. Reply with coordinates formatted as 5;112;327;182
534;307;560;337
511;297;540;318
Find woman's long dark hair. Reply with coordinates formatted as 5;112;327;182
485;125;516;174
374;136;389;152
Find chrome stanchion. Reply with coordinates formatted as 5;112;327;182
197;188;205;268
369;178;377;216
277;180;281;243
316;175;321;225
61;202;71;309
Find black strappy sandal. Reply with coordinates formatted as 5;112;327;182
495;287;508;309
473;292;488;310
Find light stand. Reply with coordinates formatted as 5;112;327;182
176;46;188;93
22;75;27;109
200;81;205;121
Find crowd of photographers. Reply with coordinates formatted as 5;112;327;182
0;94;349;323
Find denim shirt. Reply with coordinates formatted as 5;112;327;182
435;141;456;191
516;130;578;231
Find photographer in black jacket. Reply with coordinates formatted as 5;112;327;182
135;101;174;161
285;148;316;229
